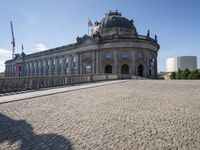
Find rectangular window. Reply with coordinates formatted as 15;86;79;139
138;51;143;59
85;65;91;74
105;52;112;59
121;51;128;58
59;58;62;64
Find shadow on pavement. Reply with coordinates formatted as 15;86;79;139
0;113;72;150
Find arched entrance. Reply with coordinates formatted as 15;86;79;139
105;64;112;74
138;65;144;76
121;64;129;74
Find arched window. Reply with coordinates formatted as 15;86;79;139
121;64;129;74
105;64;112;74
72;56;78;74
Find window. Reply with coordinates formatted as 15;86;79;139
121;51;128;59
38;61;41;67
48;60;51;66
59;58;62;64
53;59;56;65
149;52;153;60
73;65;77;74
66;67;70;74
34;62;37;67
105;52;112;59
73;56;77;63
138;51;143;60
85;65;91;74
66;57;69;63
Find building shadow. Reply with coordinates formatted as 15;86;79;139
0;113;72;150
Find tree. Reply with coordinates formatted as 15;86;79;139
170;72;176;79
188;70;199;79
176;69;182;79
181;68;190;79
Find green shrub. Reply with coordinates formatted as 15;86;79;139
170;72;176;79
188;70;199;79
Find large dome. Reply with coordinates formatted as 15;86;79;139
92;11;137;38
99;11;134;30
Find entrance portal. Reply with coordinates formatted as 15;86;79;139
138;65;144;76
121;64;129;74
105;64;112;74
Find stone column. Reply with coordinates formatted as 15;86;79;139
44;59;47;76
113;50;118;74
95;49;99;74
38;60;41;76
30;62;33;76
61;57;64;75
69;56;72;75
92;51;95;74
77;54;80;74
50;59;53;76
54;57;59;75
130;50;135;75
35;61;38;76
79;53;82;74
27;63;29;76
155;54;158;78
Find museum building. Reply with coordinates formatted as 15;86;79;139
5;11;160;78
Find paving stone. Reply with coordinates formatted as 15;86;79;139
0;80;200;149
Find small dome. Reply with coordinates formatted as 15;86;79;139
99;11;135;30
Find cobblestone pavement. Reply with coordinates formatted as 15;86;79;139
0;80;200;150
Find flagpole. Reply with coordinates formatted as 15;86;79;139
88;25;89;35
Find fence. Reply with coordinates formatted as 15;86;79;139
0;74;131;94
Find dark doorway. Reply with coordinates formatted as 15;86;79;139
121;64;129;74
149;69;152;76
105;64;112;74
138;65;144;76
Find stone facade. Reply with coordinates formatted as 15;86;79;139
5;11;160;78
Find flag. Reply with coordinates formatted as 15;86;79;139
88;18;93;27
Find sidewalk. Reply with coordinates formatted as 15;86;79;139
0;80;127;104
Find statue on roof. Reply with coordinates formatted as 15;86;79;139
147;30;150;37
155;34;157;42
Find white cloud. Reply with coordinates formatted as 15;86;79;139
0;48;12;73
34;43;48;52
0;61;5;72
0;48;12;55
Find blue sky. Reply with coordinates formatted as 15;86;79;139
0;0;200;72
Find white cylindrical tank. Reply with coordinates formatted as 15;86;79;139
166;56;197;72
